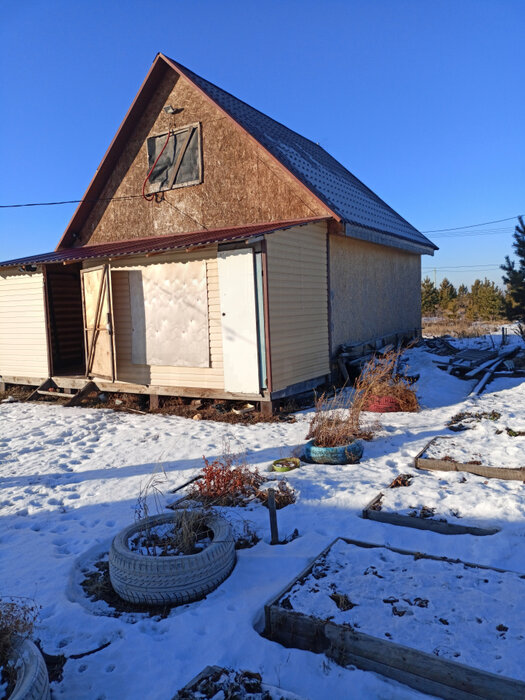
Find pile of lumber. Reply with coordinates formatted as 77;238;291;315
430;343;522;395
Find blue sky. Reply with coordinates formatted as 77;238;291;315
1;0;523;288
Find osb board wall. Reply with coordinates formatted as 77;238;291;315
84;247;224;389
77;69;327;246
329;235;421;352
266;222;330;391
0;269;49;379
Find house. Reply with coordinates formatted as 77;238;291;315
0;53;437;412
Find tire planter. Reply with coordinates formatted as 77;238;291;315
109;511;236;606
303;439;364;465
8;636;50;700
365;395;401;413
272;458;301;472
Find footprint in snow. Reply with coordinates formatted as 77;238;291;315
47;498;63;506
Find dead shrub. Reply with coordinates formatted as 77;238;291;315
306;390;375;448
189;455;265;507
307;349;417;447
358;349;419;413
173;509;210;555
189;442;296;509
0;597;39;692
257;480;296;509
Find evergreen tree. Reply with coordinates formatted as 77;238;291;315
421;276;439;315
450;283;469;318
438;277;457;311
468;278;505;321
501;216;525;319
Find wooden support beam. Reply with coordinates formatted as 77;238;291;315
27;378;55;401
260;400;275;417
149;394;159;410
65;381;98;407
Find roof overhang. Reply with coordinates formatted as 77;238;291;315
0;218;328;270
344;223;437;256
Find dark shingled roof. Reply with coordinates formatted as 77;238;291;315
166;56;437;253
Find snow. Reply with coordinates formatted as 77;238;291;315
281;539;525;680
375;470;525;530
1;341;525;699
423;428;525;469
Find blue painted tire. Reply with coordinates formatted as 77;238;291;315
303;439;364;465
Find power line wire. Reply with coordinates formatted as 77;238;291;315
422;215;522;233
0;195;141;209
422;265;501;270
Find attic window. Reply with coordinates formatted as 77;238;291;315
145;122;202;193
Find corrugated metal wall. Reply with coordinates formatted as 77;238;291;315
329;235;421;351
265;222;330;391
0;270;49;380
86;246;224;390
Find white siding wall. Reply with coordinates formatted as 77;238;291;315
266;222;330;391
0;269;49;380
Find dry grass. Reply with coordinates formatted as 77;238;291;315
422;318;505;338
307;349;418;447
0;597;39;692
358;350;419;413
306;390;373;448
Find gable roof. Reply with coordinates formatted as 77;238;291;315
2;219;324;270
165;56;436;254
58;54;436;254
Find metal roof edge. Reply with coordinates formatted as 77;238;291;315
0;218;329;269
344;223;437;256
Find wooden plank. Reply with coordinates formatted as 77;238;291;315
264;538;525;700
165;125;195;190
415;436;525;481
470;369;497;396
362;493;500;536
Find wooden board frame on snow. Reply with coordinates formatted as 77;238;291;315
414;435;525;481
362;492;500;536
264;538;525;700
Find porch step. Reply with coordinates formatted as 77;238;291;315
37;390;73;398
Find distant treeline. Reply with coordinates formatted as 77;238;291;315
423;216;525;322
421;277;505;320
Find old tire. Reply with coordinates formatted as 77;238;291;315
108;511;236;605
303;439;364;465
9;637;50;700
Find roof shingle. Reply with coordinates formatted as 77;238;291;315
166;56;437;253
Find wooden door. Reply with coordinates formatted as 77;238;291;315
80;265;116;380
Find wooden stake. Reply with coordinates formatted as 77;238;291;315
268;488;279;545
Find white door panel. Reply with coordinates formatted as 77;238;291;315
217;249;260;394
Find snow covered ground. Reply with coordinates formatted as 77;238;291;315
1;339;525;699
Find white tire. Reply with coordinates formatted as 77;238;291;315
9;637;50;700
108;511;236;605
